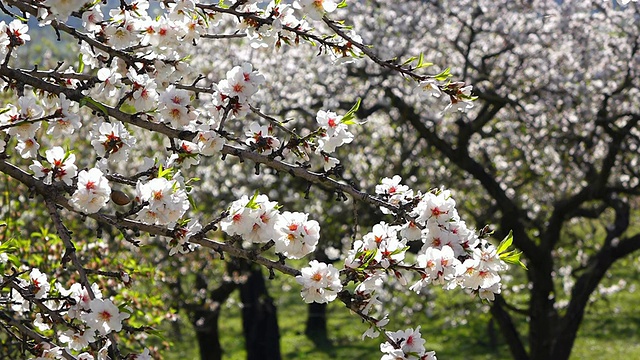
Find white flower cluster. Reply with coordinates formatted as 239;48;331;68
419;79;475;115
316;110;355;171
0;95;43;159
70;168;112;214
90;121;137;164
296;260;342;303
213;63;266;120
3;270;129;359
339;175;509;343
380;326;436;360
29;146;77;186
0;19;30;59
135;176;190;227
220;193;320;259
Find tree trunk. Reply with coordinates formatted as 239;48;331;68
193;307;223;360
239;264;282;360
490;296;529;360
305;302;329;346
192;273;237;360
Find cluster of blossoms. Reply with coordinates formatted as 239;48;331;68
315;109;355;170
135;175;190;227
296;260;342;304
70;168;112;214
291;176;511;359
29;146;77;186
419;79;476;115
0;19;30;60
90;121;137;164
220;193;321;259
380;326;436;360
2;268;145;360
0;94;44;158
214;63;266;121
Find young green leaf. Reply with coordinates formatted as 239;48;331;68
341;98;362;124
434;67;452;81
496;230;513;255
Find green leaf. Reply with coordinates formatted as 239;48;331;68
496;230;513;255
340;98;362;125
157;165;174;179
147;328;167;340
359;249;378;269
434;67;452;81
337;0;348;8
500;250;527;270
402;56;417;66
245;190;261;210
79;96;109;117
78;53;85;73
416;52;433;69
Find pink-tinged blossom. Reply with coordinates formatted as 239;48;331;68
127;70;159;112
7;20;30;47
95;66;123;98
109;0;149;20
1;96;43;140
400;221;422;241
90;120;136;163
375;175;414;215
29;268;50;299
104;16;139;49
322;155;340;171
412;190;457;226
362;222;406;268
46;93;82;137
29;146;77;185
57;283;102;319
82;5;104;32
196;130;225;156
167;140;200;169
135;177;190;227
141;17;183;49
410;245;461;293
59;329;95;351
294;0;338;21
16;137;40;159
274;211;320;259
245;122;281;155
169;220;201;256
220;194;281;243
70;168;111;214
159;86;197;128
296;260;342;303
81;298;129;336
380;326;436;360
46;0;87;22
217;63;265;103
315;110;354;153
